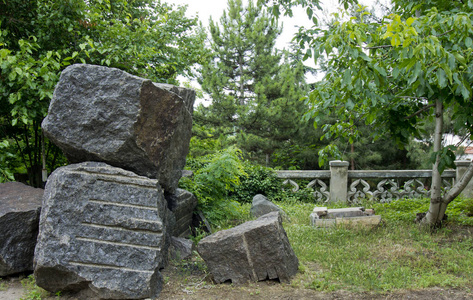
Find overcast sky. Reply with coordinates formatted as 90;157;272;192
165;0;317;50
164;0;388;49
164;0;383;103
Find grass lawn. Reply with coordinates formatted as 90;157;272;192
275;197;473;292
9;197;473;299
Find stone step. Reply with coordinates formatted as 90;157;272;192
311;206;369;219
311;215;382;228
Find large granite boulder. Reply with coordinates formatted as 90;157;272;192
250;194;287;220
34;162;170;299
0;182;43;276
42;64;195;193
197;212;298;284
165;188;198;237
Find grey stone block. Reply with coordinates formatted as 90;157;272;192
310;206;381;228
326;207;365;218
169;237;194;261
335;215;382;227
42;64;194;193
165;188;197;237
197;212;298;284
34;162;169;299
0;182;43;276
153;83;196;115
250;194;287;220
311;207;328;219
310;217;336;228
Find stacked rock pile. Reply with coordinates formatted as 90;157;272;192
1;64;301;298
34;64;197;299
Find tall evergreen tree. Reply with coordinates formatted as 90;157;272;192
196;0;315;166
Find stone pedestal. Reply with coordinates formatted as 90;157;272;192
455;160;473;199
310;206;380;228
329;160;349;203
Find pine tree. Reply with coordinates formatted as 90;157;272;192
196;0;314;166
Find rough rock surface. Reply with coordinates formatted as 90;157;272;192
169;237;194;261
197;212;298;284
154;83;196;115
34;162;169;299
42;64;195;192
191;210;213;235
0;182;43;276
250;194;287;220
165;188;198;237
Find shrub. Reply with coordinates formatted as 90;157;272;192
180;147;247;225
370;197;473;225
229;162;281;203
371;198;430;223
444;197;473;225
279;187;319;203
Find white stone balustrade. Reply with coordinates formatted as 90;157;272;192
276;160;472;203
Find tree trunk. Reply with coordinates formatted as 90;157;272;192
421;99;473;226
351;143;355;170
239;54;245;106
443;160;473;204
422;99;444;226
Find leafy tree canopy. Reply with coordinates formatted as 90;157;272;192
263;0;473;225
0;0;207;186
300;1;472;169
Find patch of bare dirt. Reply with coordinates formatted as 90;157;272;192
0;255;473;300
158;259;473;300
0;276;26;300
2;267;472;300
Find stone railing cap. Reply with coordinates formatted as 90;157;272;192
454;160;472;167
329;160;350;167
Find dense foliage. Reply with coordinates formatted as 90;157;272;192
0;0;207;186
229;162;281;203
261;0;473;225
303;1;473;163
180;147;248;224
182;146;302;225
